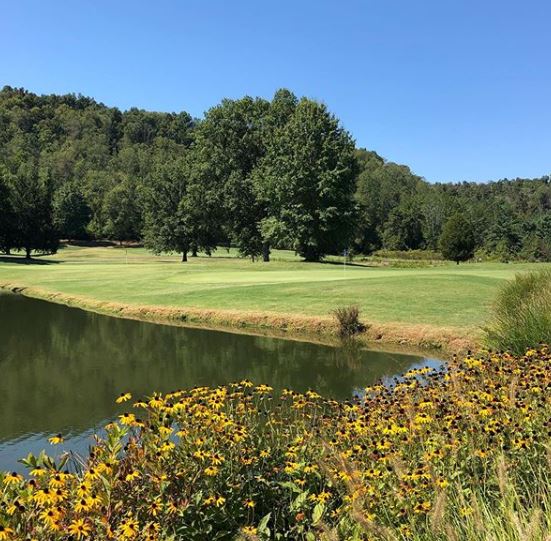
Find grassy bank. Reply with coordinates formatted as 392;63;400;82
0;246;548;350
2;346;550;540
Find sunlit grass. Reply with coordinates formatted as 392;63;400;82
1;245;549;330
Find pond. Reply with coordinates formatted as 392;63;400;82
0;291;441;472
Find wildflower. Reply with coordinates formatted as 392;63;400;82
3;472;22;485
243;498;256;508
148;499;163;516
118;518;139;539
68;518;91;539
0;526;15;540
48;434;64;445
119;413;136;426
40;507;61;528
125;471;141;482
116;392;132;403
204;466;219;477
242;526;258;535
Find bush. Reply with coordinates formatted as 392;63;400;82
1;347;551;539
486;269;551;354
332;305;365;337
439;213;476;264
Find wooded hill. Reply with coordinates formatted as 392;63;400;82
0;86;549;261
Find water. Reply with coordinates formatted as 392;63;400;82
0;291;440;472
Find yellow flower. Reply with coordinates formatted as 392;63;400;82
125;471;141;482
215;495;226;507
243;498;256;508
30;466;46;477
204;466;219;477
118;518;139;539
116;392;132;403
242;525;258;535
3;472;22;485
0;526;15;540
40;507;62;529
68;518;92;539
48;434;64;445
119;413;136;426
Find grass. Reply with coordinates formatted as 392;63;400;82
486;269;551;354
0;245;549;349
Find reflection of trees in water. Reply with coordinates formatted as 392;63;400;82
0;293;425;439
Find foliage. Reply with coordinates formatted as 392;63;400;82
1;346;551;539
1;86;550;261
3;164;58;258
255;99;358;261
439;213;476;263
331;305;365;337
52;182;90;240
486;270;551;354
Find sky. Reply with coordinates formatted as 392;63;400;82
1;0;550;183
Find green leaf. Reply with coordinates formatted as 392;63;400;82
312;502;325;525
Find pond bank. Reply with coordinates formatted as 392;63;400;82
0;281;478;353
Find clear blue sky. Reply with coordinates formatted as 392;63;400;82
2;0;550;182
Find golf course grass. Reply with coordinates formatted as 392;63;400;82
1;245;548;350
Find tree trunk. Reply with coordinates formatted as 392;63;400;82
25;247;31;260
262;242;270;262
191;246;198;257
5;248;10;255
456;260;459;265
303;246;320;262
181;251;188;262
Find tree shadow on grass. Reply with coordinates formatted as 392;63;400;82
318;260;375;268
0;256;61;265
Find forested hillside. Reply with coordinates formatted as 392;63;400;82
0;86;549;261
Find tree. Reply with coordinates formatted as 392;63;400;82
52;182;90;240
102;179;142;244
439;213;476;264
9;165;58;258
380;197;424;251
143;154;217;262
192;96;271;259
255;99;358;261
0;167;15;254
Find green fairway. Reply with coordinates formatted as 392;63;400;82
1;246;548;334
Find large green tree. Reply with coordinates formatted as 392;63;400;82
255;99;358;261
9;164;58;258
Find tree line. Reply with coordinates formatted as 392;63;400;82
0;86;549;262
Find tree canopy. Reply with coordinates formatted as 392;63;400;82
0;85;549;262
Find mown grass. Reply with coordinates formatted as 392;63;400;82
1;346;549;540
0;246;549;344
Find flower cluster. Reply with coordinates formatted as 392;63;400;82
1;346;550;540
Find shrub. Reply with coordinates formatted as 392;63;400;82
1;347;551;539
485;269;551;354
439;213;476;264
332;305;365;337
